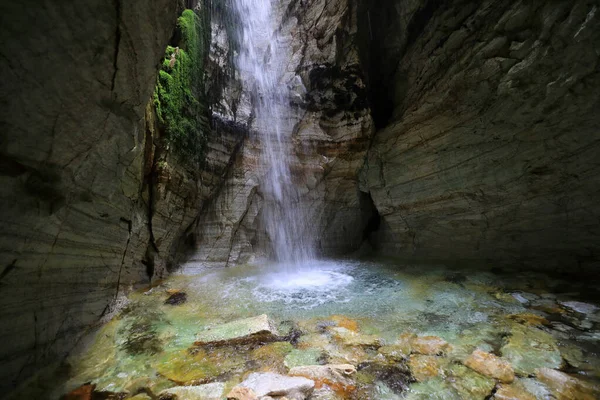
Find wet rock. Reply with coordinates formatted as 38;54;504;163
511;293;529;304
403;378;461;400
559;301;599;315
284;348;324;369
288;364;356;394
464;349;515;383
328;327;381;347
251;342;294;373
165;292;187;306
153;348;241;385
195;315;279;346
233;372;314;399
408;355;443;382
493;381;536;400
501;325;562;375
536;368;600;400
226;386;258;400
446;364;495;400
411;336;449;355
158;383;225;400
329;315;359;332
378;344;410;362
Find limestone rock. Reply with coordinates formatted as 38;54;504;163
535;368;600;400
361;0;600;273
194;315;279;346
464;349;515;383
411;336;449;355
159;383;226;400
234;372;315;399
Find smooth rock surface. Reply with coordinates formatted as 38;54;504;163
288;364;356;392
464;349;515;383
195;315;279;346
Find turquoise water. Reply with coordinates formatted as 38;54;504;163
13;259;600;399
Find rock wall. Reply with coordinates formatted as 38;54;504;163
360;0;600;272
190;0;375;268
0;0;241;392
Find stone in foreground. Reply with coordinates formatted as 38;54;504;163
194;314;279;346
288;364;356;393
158;382;225;400
233;372;314;399
493;381;536;400
464;349;514;383
536;368;600;400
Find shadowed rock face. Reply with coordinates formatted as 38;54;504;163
359;0;600;273
0;0;182;392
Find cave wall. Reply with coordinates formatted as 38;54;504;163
360;0;600;272
0;0;240;392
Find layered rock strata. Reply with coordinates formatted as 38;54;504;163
360;0;600;271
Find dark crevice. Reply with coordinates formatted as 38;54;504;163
360;191;381;245
0;259;17;282
111;0;122;92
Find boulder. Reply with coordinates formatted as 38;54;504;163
195;315;279;346
536;368;600;400
464;349;515;383
233;372;314;399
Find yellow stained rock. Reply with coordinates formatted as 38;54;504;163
493;382;536;400
408;355;442;382
411;335;449;355
464;349;515;383
330;315;359;332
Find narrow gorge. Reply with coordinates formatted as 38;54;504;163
1;0;599;399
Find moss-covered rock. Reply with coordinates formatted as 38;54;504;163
154;9;209;166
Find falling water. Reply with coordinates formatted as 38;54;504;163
232;0;314;264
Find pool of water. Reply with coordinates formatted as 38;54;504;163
15;258;600;399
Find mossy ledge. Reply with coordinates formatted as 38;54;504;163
153;9;209;166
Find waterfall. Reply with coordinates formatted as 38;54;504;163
232;0;315;264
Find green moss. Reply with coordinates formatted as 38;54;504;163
153;9;209;166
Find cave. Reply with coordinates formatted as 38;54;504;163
1;0;599;399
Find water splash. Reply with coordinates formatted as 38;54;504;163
232;0;314;264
